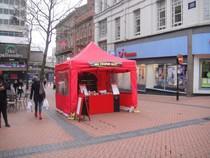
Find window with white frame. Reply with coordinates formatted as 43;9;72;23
157;0;166;30
172;0;183;27
99;41;107;51
99;0;102;12
134;9;140;36
204;0;210;20
99;19;107;38
115;17;120;40
104;0;108;9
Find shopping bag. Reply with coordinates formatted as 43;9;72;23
27;100;33;112
43;99;49;110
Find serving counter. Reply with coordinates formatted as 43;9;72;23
88;94;114;114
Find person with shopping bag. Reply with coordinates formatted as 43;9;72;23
30;76;45;120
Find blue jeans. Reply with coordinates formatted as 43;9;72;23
34;100;43;113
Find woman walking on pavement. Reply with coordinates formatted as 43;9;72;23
17;79;24;99
30;76;46;120
0;76;10;128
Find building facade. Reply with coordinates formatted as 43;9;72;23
29;48;54;82
0;0;28;81
55;0;95;64
94;0;210;95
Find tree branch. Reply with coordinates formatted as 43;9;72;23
29;0;49;21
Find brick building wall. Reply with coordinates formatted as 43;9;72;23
55;0;94;63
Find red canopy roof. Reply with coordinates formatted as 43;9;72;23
58;42;136;70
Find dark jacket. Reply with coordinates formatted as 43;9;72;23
30;80;46;102
0;82;7;106
17;81;24;93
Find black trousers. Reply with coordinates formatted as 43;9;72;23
0;103;9;126
34;100;43;113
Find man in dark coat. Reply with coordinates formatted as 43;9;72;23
30;77;46;120
0;76;10;128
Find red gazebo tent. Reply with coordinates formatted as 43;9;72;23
55;42;137;115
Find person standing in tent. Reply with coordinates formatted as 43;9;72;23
30;76;45;120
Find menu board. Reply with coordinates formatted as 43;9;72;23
79;84;89;96
111;84;120;95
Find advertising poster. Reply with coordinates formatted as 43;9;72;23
167;65;177;86
155;65;165;88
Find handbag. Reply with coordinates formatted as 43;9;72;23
43;99;49;110
27;100;33;112
39;82;45;96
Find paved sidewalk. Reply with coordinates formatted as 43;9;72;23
0;86;210;158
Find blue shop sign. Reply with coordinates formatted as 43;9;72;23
116;36;187;59
192;33;210;54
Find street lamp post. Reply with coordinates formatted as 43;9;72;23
176;54;184;101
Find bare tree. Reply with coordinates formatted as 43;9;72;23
27;0;83;81
25;15;35;90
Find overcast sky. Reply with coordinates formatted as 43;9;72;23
31;0;87;56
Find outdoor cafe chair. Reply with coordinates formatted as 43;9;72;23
7;94;18;112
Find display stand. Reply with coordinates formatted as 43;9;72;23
111;84;120;112
79;84;89;96
75;95;90;121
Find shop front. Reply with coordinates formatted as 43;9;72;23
116;35;188;94
0;43;27;81
193;32;210;94
115;26;210;95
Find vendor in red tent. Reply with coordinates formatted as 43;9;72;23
30;76;46;120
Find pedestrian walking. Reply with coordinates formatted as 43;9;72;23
0;76;10;128
13;80;18;94
17;79;24;99
43;79;47;87
30;77;46;120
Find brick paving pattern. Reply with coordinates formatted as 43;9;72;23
0;85;210;158
23;122;210;158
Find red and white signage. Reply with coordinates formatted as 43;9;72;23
118;49;137;58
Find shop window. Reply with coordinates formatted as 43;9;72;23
153;64;187;92
56;71;69;95
166;65;177;88
154;64;165;89
116;72;131;91
78;72;97;92
200;60;210;88
137;64;146;91
165;64;187;92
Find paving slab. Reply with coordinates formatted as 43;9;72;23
1;85;210;158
